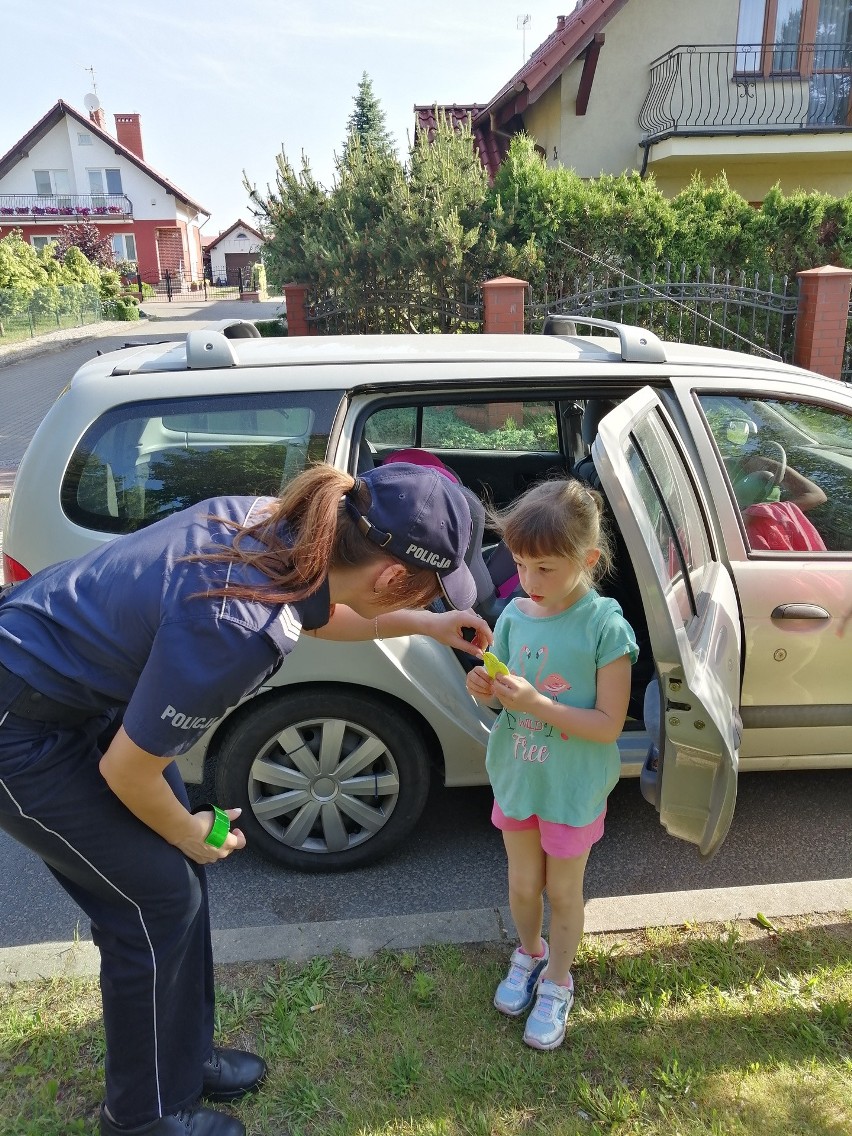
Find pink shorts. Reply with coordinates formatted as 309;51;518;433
491;800;606;859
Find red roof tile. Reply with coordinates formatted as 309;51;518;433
413;2;632;180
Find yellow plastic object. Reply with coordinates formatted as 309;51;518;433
482;650;510;678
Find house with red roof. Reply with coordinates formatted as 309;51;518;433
203;219;264;286
415;0;852;201
0;99;209;284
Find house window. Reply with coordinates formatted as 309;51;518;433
31;235;56;252
88;169;123;196
33;169;71;195
737;0;852;71
78;133;93;146
112;234;137;262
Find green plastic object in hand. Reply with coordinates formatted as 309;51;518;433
482;650;510;678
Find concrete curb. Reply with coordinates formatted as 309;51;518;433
1;878;849;984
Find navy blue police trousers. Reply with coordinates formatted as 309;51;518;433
0;693;215;1127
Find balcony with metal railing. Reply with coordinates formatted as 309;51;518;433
0;194;133;221
640;42;851;143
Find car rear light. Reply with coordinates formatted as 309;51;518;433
2;553;30;583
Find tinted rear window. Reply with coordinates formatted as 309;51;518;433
61;390;343;534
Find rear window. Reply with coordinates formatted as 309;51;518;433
365;401;559;452
61;390;343;534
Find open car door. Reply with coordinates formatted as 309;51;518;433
593;389;742;857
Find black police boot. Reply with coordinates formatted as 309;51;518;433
100;1104;245;1135
201;1047;267;1103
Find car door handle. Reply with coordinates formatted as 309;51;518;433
770;604;830;620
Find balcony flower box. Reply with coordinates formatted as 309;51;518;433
59;207;74;215
31;207;46;215
0;207;14;216
16;207;29;215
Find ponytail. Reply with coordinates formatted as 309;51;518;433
191;464;440;608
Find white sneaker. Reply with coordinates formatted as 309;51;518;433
523;977;574;1049
493;941;549;1017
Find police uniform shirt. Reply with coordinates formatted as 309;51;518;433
0;496;330;758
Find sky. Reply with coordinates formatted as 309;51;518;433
1;0;567;234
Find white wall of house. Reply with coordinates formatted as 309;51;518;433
545;0;739;180
0;114;182;223
209;227;263;281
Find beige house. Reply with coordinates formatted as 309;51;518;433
416;0;852;200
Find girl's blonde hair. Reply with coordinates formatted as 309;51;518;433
489;477;613;589
192;463;441;609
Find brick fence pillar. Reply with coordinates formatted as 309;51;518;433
794;265;852;380
282;282;314;336
482;275;528;334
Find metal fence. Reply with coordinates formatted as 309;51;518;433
526;263;799;361
0;284;104;343
640;42;852;144
131;268;251;303
305;280;483;334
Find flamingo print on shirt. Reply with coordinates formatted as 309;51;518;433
534;646;571;740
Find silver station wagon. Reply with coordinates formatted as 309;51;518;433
4;318;852;870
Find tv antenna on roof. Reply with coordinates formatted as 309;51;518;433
517;14;531;62
85;66;99;97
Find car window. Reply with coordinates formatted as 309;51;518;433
699;394;852;553
61;390;342;534
626;409;713;628
365;401;559;453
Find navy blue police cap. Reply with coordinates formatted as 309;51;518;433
345;462;477;610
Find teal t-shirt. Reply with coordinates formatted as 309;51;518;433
485;590;639;827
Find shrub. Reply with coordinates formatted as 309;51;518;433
103;296;141;321
254;316;287;336
250;262;267;293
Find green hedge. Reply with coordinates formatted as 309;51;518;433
253;128;852;301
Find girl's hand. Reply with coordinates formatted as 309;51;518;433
175;807;247;865
426;609;493;657
492;673;544;715
466;665;495;701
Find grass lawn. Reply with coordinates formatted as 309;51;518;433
1;914;849;1136
0;310;105;346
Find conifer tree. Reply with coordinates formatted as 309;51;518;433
341;72;395;162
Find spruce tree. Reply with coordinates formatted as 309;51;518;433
342;72;395;162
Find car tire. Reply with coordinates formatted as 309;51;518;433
214;687;432;871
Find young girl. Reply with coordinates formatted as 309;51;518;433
466;478;637;1050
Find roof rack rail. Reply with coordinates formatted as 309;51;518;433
543;314;666;364
185;320;261;369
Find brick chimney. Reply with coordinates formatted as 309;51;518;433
114;113;144;159
557;14;567;30
89;106;107;130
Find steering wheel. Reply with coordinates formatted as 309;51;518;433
764;440;787;490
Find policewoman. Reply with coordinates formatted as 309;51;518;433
0;461;488;1136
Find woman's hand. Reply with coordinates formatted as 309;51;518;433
424;609;492;657
175;807;247;865
100;728;249;862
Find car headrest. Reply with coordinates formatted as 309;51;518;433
581;399;618;447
